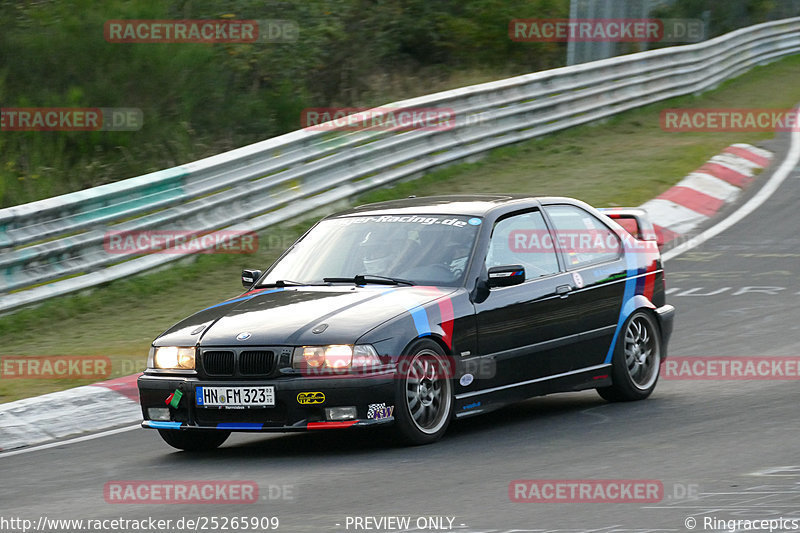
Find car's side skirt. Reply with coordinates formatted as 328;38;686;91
454;363;612;418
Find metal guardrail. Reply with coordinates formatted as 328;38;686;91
2;17;800;313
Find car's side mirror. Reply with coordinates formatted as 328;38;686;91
487;265;525;288
241;269;262;289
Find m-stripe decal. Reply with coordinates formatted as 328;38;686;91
604;246;639;364
201;288;284;311
217;423;263;430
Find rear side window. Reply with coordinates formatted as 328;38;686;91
544;205;621;268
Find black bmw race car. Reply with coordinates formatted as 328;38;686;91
138;195;674;450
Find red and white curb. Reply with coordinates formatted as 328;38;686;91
0;374;140;452
640;144;773;245
0;144;776;454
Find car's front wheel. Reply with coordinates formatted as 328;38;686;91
157;429;230;451
393;340;453;445
597;310;662;402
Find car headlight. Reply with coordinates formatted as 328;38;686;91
292;344;380;371
152;346;196;370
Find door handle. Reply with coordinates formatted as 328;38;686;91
556;284;572;297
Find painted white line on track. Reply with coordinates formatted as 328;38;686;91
709;153;761;175
663;109;800;262
0;384;140;450
0;424;140;459
731;142;773;160
640;199;709;233
680;173;741;201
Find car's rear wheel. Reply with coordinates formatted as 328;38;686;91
157;429;230;451
394;340;453;445
597;310;661;402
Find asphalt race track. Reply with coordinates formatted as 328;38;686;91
3;140;800;533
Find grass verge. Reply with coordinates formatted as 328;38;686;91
2;54;799;403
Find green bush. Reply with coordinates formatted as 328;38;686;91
0;0;572;207
0;0;793;207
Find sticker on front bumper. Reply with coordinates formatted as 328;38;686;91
195;386;275;407
367;403;394;420
297;391;325;405
165;389;183;408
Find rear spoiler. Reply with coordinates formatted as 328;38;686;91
598;208;659;243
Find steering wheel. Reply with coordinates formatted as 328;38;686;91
398;264;456;283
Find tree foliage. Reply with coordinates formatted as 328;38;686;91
0;0;794;206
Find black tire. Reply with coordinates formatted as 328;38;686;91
157;429;230;451
597;310;662;402
393;339;453;445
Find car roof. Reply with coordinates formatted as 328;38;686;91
331;194;578;218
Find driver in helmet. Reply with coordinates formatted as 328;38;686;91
359;232;413;275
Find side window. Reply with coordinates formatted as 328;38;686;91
544;205;621;268
486;210;560;278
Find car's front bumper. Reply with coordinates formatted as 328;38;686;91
138;372;396;432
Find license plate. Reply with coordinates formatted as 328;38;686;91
195;386;275;407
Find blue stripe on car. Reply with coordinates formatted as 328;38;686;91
201;288;284;312
604;249;640;364
145;421;183;429
382;288;433;339
408;305;432;338
217;423;263;430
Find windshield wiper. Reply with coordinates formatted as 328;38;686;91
259;279;326;288
323;274;415;286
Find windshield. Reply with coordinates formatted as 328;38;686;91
262;214;482;287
